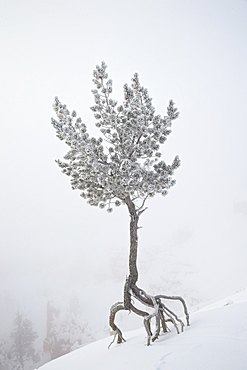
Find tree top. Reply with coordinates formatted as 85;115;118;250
51;62;180;212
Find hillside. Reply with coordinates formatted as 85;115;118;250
38;289;247;370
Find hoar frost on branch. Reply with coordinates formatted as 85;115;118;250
51;62;189;347
52;62;180;212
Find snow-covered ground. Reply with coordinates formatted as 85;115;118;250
38;289;247;370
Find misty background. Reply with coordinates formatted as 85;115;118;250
1;0;247;367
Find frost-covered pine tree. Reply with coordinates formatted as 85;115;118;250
51;62;189;346
0;339;15;370
10;312;38;369
43;299;94;361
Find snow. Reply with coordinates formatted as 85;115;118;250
38;289;247;370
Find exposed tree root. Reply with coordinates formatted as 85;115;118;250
109;278;190;347
108;196;190;348
108;302;126;348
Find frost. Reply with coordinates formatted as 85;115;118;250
51;62;180;211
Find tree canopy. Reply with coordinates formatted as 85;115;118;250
51;61;180;212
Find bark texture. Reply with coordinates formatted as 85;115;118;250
109;197;190;347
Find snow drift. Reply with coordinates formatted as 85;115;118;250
38;289;247;370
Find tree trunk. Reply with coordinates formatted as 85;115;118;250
125;195;139;285
108;195;190;347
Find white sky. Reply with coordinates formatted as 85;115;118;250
1;0;247;339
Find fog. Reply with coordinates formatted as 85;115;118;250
1;0;247;367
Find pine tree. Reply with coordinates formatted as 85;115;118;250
10;312;38;369
0;338;28;370
0;339;11;370
51;62;189;346
43;299;94;360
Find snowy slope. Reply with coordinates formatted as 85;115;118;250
38;289;247;370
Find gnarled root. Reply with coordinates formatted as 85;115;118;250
109;278;190;347
108;302;126;348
